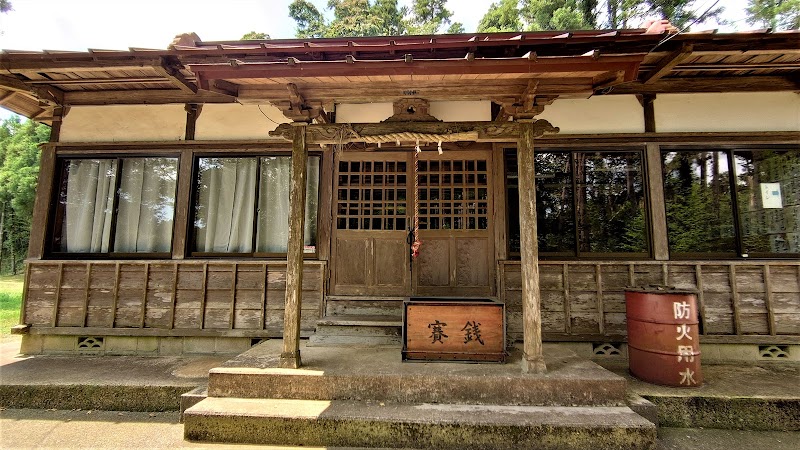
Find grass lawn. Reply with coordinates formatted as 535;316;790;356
0;274;24;337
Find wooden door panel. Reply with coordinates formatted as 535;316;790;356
416;237;451;287
374;237;409;289
335;238;369;287
456;237;490;287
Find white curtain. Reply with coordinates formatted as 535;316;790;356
63;159;117;253
256;156;319;253
195;158;257;253
114;158;178;253
256;157;292;252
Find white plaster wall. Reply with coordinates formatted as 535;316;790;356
335;101;491;123
655;92;800;132
429;101;491;122
194;103;289;140
537;95;645;134
59;105;186;142
335;103;394;123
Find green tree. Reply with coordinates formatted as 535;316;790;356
746;0;800;30
522;0;586;30
641;0;725;29
289;0;328;38
288;0;460;38
373;0;408;35
477;0;523;32
241;31;270;40
0;117;49;274
406;0;456;34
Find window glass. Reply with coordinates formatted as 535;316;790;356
192;155;320;255
662;151;737;254
535;152;575;253
577;152;647;254
734;149;800;255
505;150;646;257
53;157;177;254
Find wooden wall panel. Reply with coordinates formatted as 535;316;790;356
22;261;325;338
501;261;800;342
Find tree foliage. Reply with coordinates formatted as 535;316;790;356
477;0;523;32
288;0;463;37
746;0;800;30
241;31;270;40
0;117;49;274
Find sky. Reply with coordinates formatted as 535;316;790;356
0;0;751;119
0;0;751;52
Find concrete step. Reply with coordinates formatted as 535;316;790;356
184;397;656;449
325;296;404;317
208;342;629;407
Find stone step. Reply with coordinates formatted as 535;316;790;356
325;296;404;317
307;334;402;347
317;314;403;327
309;314;404;347
208;342;629;407
184;397;656;449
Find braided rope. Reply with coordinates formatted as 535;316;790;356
360;131;476;144
412;147;421;258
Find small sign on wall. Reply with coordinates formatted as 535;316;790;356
761;183;783;209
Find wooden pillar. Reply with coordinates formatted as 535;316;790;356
281;122;309;369
646;143;670;260
28;107;66;259
517;120;546;374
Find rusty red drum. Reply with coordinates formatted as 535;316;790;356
626;288;703;387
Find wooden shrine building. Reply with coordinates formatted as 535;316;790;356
2;27;799;369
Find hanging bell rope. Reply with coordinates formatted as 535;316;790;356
411;144;422;260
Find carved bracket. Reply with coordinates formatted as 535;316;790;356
278;83;326;122
384;98;441;122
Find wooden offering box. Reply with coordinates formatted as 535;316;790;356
402;297;506;363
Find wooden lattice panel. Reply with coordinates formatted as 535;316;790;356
336;159;408;231
417;159;489;231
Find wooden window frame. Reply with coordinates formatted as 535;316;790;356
662;145;800;260
46;153;181;259
188;151;323;259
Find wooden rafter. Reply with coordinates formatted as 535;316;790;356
643;43;693;84
156;58;197;93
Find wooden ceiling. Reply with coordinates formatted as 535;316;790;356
0;28;798;124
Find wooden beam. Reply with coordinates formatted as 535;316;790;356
156;58;197;94
612;76;800;94
188;57;643;80
639;93;656;133
281;123;308;369
62;89;236;106
237;80;595;103
3;59;163;71
644;43;694;84
27;76;174;85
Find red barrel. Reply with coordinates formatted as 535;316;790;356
626;288;703;387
